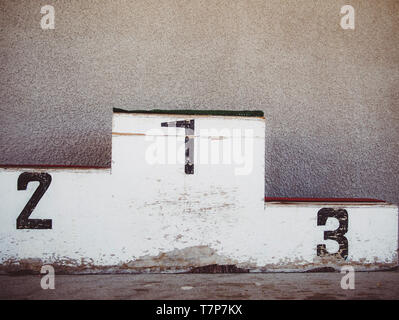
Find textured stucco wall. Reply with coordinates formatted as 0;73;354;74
0;0;398;203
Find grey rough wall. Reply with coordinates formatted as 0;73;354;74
1;0;398;203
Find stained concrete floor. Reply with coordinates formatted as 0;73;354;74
1;271;399;300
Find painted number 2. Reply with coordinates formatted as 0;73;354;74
317;208;349;260
17;172;52;229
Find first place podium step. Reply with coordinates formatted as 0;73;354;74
0;110;397;273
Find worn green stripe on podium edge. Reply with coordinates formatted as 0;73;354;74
113;108;264;118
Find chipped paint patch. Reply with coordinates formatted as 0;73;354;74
188;264;249;273
181;286;194;290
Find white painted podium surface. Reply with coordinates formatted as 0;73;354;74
0;110;397;273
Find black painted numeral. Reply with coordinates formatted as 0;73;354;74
317;208;348;260
17;172;52;229
161;119;195;174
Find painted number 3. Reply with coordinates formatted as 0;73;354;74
317;208;349;260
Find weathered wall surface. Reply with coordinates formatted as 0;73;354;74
0;0;398;203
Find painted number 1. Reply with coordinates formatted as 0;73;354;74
161;119;195;174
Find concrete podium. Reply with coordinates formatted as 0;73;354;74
0;110;397;273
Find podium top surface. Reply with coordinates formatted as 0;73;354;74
265;197;385;203
264;197;396;207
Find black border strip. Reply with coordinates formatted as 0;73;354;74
113;108;264;118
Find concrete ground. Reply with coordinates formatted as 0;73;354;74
1;270;399;300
